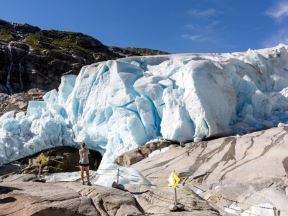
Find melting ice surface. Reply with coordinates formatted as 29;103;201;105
2;44;288;185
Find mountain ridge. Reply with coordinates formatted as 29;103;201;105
0;19;168;115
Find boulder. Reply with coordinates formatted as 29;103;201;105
115;139;179;166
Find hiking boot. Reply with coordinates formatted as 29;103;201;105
87;181;92;186
82;181;85;185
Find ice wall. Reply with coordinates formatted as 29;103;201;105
1;44;288;174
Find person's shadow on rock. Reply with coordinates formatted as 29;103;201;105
0;197;16;204
0;186;21;194
0;186;21;204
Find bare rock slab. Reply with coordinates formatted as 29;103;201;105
0;181;144;216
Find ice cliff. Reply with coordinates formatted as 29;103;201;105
1;44;288;181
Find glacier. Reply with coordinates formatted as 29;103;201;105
1;44;288;185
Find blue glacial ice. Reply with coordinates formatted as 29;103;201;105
1;44;288;185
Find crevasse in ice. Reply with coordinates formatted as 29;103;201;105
1;44;288;180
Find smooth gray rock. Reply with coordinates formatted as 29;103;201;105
0;181;144;216
132;126;288;215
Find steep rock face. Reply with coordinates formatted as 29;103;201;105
0;88;45;116
0;19;168;115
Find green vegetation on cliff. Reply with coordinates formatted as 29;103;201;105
24;34;50;50
0;29;14;41
24;30;95;55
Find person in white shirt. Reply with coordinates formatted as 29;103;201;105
79;143;91;185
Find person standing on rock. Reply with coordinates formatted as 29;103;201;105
79;143;92;186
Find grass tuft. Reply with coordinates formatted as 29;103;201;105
0;29;14;41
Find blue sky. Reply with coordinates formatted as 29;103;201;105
0;0;288;53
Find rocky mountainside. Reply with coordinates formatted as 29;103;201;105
0;19;168;115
